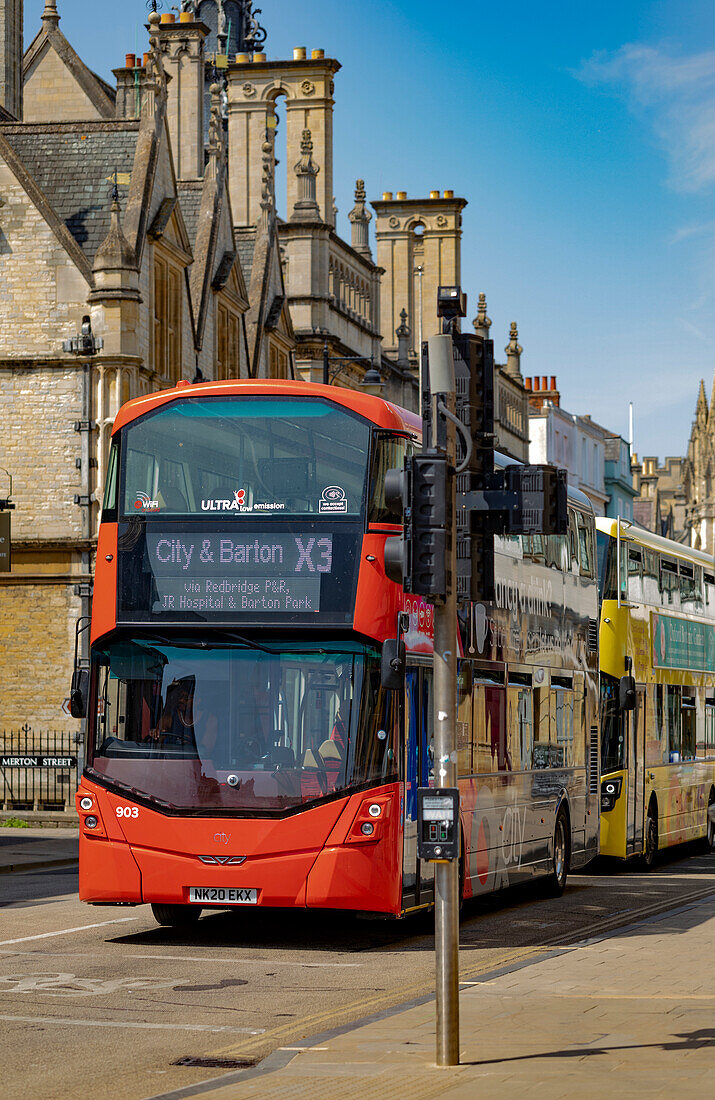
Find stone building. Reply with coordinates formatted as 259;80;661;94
681;377;715;554
526;376;608;515
0;2;274;732
631;455;686;541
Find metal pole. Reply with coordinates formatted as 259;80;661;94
323;340;330;387
432;381;460;1067
416;266;424;413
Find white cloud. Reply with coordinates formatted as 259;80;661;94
577;44;715;192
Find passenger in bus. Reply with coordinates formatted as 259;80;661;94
147;679;196;747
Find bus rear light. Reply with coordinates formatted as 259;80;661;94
601;776;623;812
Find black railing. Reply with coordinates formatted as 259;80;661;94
0;727;79;811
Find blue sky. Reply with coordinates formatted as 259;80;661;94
24;0;715;459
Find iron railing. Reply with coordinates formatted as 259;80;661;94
0;726;79;811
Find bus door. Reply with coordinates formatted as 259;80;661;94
402;666;435;910
627;686;646;854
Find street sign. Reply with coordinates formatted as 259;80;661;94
0;512;10;572
0;755;77;768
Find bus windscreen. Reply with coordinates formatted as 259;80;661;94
120;396;371;519
87;639;398;814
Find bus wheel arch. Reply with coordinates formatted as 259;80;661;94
545;802;570;897
642;796;659;870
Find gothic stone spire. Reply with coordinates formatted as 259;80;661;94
505;321;523;381
349;179;372;257
473;292;491;340
290;129;320;222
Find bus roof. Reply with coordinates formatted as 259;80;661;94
596;517;715;570
112;378;422;437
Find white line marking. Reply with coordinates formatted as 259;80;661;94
0;950;359;967
0;919;137;946
0;1014;264;1034
279;1047;329;1051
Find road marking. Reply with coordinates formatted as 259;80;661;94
278;1046;329;1051
0;950;360;968
0;1014;264;1034
0;919;137;946
0;973;183;996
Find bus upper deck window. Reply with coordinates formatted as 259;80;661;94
576;513;594;578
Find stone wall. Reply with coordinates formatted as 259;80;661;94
0;578;83;731
0;364;84;540
24;43;104;123
0;161;91;352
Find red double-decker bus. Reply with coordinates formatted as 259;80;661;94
75;379;600;926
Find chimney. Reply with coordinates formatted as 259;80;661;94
156;11;208;180
0;0;23;119
526;373;560;412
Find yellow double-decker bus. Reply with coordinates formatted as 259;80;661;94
596;518;715;865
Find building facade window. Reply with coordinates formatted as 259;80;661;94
217;302;241;380
269;343;290;379
154;254;182;382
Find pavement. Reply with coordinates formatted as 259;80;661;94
151;890;715;1100
0;827;78;874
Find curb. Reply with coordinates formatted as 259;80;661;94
0;856;78;875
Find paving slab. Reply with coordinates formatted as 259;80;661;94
0;827;79;874
180;892;715;1100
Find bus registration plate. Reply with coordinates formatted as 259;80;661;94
189;887;257;905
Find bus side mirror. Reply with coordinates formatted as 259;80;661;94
619;675;636;711
381;639;406;691
70;668;89;719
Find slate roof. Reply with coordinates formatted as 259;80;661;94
234;227;257;289
1;124;139;263
177;183;203;250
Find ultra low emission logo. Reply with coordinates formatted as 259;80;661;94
201;489;286;512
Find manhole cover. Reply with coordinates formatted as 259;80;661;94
172;1056;257;1069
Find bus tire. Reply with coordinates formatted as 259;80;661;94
545;809;569;897
642;801;658;870
151;903;202;927
703;788;715;854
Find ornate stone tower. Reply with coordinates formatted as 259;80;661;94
156;11;209;180
226;47;340;228
0;0;22;119
372;190;467;360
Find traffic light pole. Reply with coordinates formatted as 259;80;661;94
431;383;460;1067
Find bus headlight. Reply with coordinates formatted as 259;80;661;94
84;815;99;829
79;796;93;811
361;822;375;836
600;777;623;812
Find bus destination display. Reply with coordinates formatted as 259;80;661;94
146;531;333;616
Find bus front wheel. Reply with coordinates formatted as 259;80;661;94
545;810;569;897
642;804;658;870
151;903;202;927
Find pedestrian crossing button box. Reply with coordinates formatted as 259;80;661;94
417;787;460;861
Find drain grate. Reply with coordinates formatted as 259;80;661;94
172;1056;257;1069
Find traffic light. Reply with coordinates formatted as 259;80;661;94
411;452;449;599
383;452;450;600
384;460;412;589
